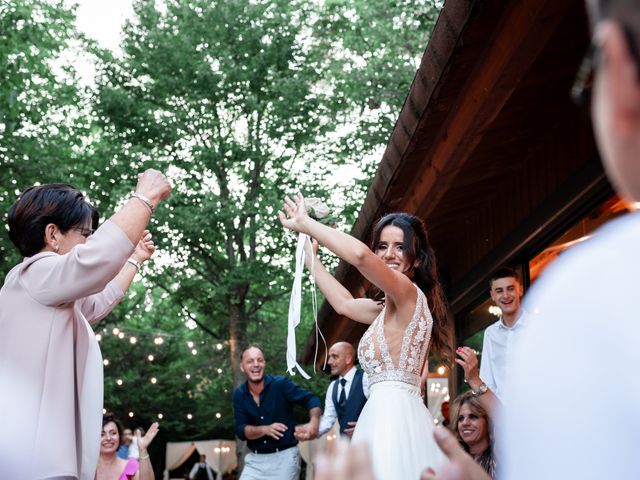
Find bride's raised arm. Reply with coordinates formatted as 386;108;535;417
303;238;382;325
279;193;415;308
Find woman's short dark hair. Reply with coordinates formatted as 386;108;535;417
7;183;99;257
369;212;453;362
102;412;125;449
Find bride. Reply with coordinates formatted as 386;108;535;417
279;194;451;479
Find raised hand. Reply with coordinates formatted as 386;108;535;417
135;169;172;208
131;230;155;264
278;193;310;233
263;422;288;440
137;422;160;454
455;346;480;386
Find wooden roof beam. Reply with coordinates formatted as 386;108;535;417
406;0;578;218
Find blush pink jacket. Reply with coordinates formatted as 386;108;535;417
0;220;133;479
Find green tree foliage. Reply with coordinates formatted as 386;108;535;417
0;0;88;272
0;0;442;443
91;0;363;389
313;0;442;217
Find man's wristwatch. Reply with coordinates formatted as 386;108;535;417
471;382;488;398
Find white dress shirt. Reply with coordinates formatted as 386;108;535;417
502;212;640;479
318;366;369;436
189;461;214;480
479;309;530;401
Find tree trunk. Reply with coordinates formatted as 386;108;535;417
229;301;249;389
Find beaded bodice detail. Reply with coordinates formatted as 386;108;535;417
358;286;433;388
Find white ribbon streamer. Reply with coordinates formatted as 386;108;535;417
286;233;327;378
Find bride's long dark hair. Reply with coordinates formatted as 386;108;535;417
369;212;453;362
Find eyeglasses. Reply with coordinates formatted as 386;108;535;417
73;227;96;238
571;24;640;112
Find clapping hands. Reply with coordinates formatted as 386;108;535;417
131;230;155;264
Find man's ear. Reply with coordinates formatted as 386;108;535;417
598;21;640;136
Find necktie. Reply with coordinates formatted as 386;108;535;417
338;378;347;406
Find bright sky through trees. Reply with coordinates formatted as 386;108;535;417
75;0;134;52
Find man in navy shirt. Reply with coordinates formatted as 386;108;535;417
233;344;321;480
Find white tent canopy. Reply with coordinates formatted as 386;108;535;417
164;439;236;480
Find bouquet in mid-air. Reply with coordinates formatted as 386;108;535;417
305;197;337;226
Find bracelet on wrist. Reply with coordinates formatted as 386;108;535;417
139;453;150;460
130;192;155;214
127;258;141;271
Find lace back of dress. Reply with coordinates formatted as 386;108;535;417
358;286;434;387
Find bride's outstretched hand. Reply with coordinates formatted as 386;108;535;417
278;193;309;233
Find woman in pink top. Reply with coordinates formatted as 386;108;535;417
97;413;159;480
0;170;171;480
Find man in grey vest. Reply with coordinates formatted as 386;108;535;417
318;342;369;437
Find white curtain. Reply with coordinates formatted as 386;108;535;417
427;377;449;424
164;439;237;480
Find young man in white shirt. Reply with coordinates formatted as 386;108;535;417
478;267;527;401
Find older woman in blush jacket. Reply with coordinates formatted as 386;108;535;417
0;170;171;480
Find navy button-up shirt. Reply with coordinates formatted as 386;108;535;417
233;375;321;452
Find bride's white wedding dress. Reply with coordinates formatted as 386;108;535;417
352;285;445;479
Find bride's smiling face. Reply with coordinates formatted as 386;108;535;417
374;226;411;274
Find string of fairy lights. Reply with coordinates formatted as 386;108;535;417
97;326;455;424
97;326;227;422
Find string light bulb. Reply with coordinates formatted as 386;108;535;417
129;336;137;344
128;412;134;418
147;354;154;361
116;379;123;386
103;359;110;366
150;377;157;384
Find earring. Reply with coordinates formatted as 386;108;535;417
54;244;59;253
